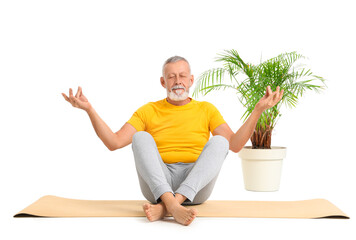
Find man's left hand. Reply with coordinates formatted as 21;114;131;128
255;86;284;112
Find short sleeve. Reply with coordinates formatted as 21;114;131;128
205;102;226;133
126;105;147;131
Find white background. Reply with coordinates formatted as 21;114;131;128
1;0;355;239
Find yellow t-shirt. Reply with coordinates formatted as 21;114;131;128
127;98;226;164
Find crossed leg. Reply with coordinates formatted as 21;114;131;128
132;131;229;225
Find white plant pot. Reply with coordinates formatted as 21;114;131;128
238;146;287;192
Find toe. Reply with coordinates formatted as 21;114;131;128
143;203;153;221
143;203;150;211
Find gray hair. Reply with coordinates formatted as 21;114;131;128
162;55;191;77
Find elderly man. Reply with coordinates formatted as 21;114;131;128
62;56;283;226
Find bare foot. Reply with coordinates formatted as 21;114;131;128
142;203;167;222
168;204;198;226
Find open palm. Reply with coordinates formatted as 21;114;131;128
256;86;284;112
62;86;92;111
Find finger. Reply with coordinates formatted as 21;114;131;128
275;86;280;99
62;93;69;102
78;86;82;97
267;86;272;96
69;88;77;104
69;96;78;107
75;86;80;98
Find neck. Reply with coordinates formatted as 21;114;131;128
166;97;192;106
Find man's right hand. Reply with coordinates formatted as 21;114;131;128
62;86;92;112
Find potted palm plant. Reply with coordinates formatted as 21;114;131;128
192;50;326;191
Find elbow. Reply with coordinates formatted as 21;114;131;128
109;143;125;151
235;147;243;153
229;145;238;153
228;134;242;153
108;144;119;151
231;148;239;154
230;145;243;153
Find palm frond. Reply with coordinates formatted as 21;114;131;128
192;67;227;98
192;49;326;147
198;84;238;96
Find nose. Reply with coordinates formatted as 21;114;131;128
175;76;183;84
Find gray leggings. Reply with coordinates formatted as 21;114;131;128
131;131;229;205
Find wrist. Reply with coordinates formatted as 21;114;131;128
253;106;264;116
86;106;95;115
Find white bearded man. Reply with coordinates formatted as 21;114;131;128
62;56;283;226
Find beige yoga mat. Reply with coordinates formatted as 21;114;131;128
14;195;349;219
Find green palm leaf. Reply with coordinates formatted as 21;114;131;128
193;50;327;148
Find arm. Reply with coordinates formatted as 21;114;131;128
62;86;137;151
213;86;283;153
86;108;137;151
228;108;263;153
212;109;261;153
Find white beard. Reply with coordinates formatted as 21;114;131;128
167;87;190;101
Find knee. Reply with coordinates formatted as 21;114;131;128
211;135;230;153
131;131;154;149
132;131;152;143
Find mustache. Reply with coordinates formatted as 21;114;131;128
171;85;186;91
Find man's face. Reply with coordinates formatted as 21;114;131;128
160;60;194;101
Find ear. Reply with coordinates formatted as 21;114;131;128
160;77;166;88
189;74;194;87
